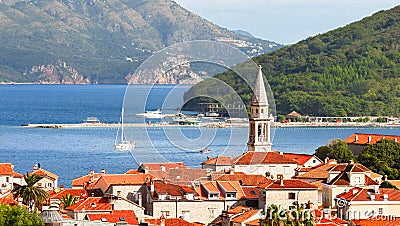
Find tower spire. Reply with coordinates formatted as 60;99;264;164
247;65;272;152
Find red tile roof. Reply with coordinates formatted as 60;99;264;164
245;219;260;226
228;206;252;214
140;162;186;171
351;217;400;226
95;174;152;187
241;186;258;199
48;189;88;200
0;163;13;175
231;209;260;223
12;171;23;178
337;187;400;202
215;173;272;186
0;192;18;205
259;179;317;189
30;168;58;180
144;217;204;226
202;182;220;193
234;151;298;165
201;156;233;166
66;197;111;211
152;180;198;199
124;169;140;174
282;153;315;165
344;133;400;145
217;181;237;193
86;210;138;225
71;173;103;188
329;163;371;173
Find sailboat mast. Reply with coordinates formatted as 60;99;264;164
121;107;124;143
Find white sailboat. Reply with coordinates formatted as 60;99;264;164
114;107;135;151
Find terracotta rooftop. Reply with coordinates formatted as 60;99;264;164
86;210;138;225
234;151;298;165
329;163;371;173
0;192;18;205
337;187;400;202
259;179;317;189
196;181;245;200
228;206;252;214
287;111;302;117
48;188;88;200
202;182;220;193
66;197;111;211
245;219;260;226
351;217;400;226
152;180;198;199
95;174;152;187
12;171;23;178
201;156;233;166
344;133;400;145
147;168;208;185
387;180;400;189
30;168;59;180
71;173;103;188
217;181;237;193
282;153;318;165
144;216;204;226
139;162;186;171
124;169;140;174
0;163;13;175
215;172;272;186
231;209;260;223
295;162;337;180
327;171;379;186
241;186;258;199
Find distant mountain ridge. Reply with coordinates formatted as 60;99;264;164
0;0;282;84
185;5;400;117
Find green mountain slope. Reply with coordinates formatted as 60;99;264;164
186;5;400;117
0;0;281;84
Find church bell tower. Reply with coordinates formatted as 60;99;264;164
247;65;272;152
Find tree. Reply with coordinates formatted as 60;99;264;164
314;139;354;163
13;174;48;212
60;194;76;209
0;204;44;226
357;139;400;179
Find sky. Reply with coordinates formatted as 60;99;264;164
174;0;399;44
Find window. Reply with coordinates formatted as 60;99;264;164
208;208;216;217
47;183;53;188
379;208;383;214
288;192;296;200
161;211;170;217
355;177;361;185
5;177;9;183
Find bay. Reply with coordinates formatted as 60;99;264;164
1;85;399;187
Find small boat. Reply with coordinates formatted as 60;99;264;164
172;115;201;125
200;148;211;153
82;117;102;124
136;109;164;118
115;107;135;151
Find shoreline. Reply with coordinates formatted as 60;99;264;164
20;121;400;129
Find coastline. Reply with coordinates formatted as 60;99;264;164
21;121;400;129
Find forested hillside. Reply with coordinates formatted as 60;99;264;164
186;5;400;117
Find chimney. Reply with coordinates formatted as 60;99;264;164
207;156;211;160
150;179;154;192
354;135;358;142
160;215;165;226
110;202;115;210
32;165;38;171
279;152;283;156
374;185;379;194
349;159;354;165
370;194;375;201
101;168;106;174
324;157;329;164
352;188;359;195
383;194;388;201
90;170;94;175
384;175;388;181
160;165;166;172
395;138;398;142
368;136;372;143
138;193;142;206
277;174;284;186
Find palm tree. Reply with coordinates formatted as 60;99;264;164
60;193;76;210
13;174;48;212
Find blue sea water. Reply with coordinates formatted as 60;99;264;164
1;84;399;187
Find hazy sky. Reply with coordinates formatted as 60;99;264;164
174;0;399;44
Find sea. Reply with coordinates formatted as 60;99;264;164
1;84;399;187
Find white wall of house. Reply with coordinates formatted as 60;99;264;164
0;175;13;194
259;188;318;210
151;200;227;224
234;163;297;179
302;156;323;168
35;177;57;191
